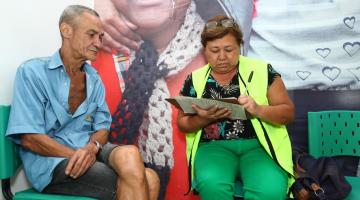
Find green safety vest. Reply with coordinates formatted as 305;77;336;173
185;55;295;191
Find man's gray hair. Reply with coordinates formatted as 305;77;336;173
59;5;99;27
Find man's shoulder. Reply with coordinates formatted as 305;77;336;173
19;56;51;71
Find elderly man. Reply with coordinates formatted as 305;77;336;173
6;5;159;200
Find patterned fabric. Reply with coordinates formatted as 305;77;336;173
248;0;360;90
110;41;168;144
137;2;204;168
110;1;204;169
180;64;279;142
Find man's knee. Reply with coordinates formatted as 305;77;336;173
110;145;145;180
110;145;142;165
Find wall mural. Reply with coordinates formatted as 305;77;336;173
92;0;360;199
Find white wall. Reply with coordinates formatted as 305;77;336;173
0;1;93;199
0;0;93;104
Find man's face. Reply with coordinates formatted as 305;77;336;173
68;12;104;61
204;33;240;74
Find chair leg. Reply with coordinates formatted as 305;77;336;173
1;179;14;200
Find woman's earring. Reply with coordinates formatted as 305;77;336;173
170;0;176;20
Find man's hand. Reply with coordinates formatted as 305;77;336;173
95;0;141;54
192;104;231;123
65;144;97;179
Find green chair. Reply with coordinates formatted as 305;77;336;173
308;110;360;200
0;105;95;200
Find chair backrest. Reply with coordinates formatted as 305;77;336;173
0;105;21;180
308;110;360;158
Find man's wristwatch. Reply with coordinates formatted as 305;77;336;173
93;141;103;154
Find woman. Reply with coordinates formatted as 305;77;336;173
177;15;295;200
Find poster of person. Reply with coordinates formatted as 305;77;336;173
91;0;360;199
93;1;253;199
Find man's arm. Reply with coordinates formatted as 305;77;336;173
65;129;109;178
21;129;109;179
21;134;74;158
20;128;108;157
87;128;108;151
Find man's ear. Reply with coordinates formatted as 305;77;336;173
60;23;73;39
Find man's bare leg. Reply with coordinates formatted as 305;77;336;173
109;145;149;200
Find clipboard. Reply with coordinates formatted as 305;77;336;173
166;96;247;120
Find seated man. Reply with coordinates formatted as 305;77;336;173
6;5;159;200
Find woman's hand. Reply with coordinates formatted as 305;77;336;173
192;104;232;123
238;94;260;118
94;0;141;54
238;77;295;125
177;104;231;133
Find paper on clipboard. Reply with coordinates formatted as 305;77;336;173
166;96;247;120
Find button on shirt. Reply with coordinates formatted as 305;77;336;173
6;51;112;191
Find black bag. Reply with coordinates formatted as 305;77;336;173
291;149;352;200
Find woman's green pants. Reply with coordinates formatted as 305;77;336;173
193;139;288;200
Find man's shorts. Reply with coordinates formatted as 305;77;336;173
43;143;120;200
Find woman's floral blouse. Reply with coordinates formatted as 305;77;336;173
180;64;279;142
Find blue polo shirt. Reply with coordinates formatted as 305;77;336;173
6;51;112;191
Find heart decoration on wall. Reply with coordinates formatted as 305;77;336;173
343;42;360;56
343;16;355;29
322;66;341;81
315;48;331;58
296;71;311;80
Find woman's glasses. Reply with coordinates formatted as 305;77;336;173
205;19;237;29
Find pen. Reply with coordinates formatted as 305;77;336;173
243;71;253;95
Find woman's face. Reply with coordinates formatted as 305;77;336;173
204;33;240;74
112;0;190;38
